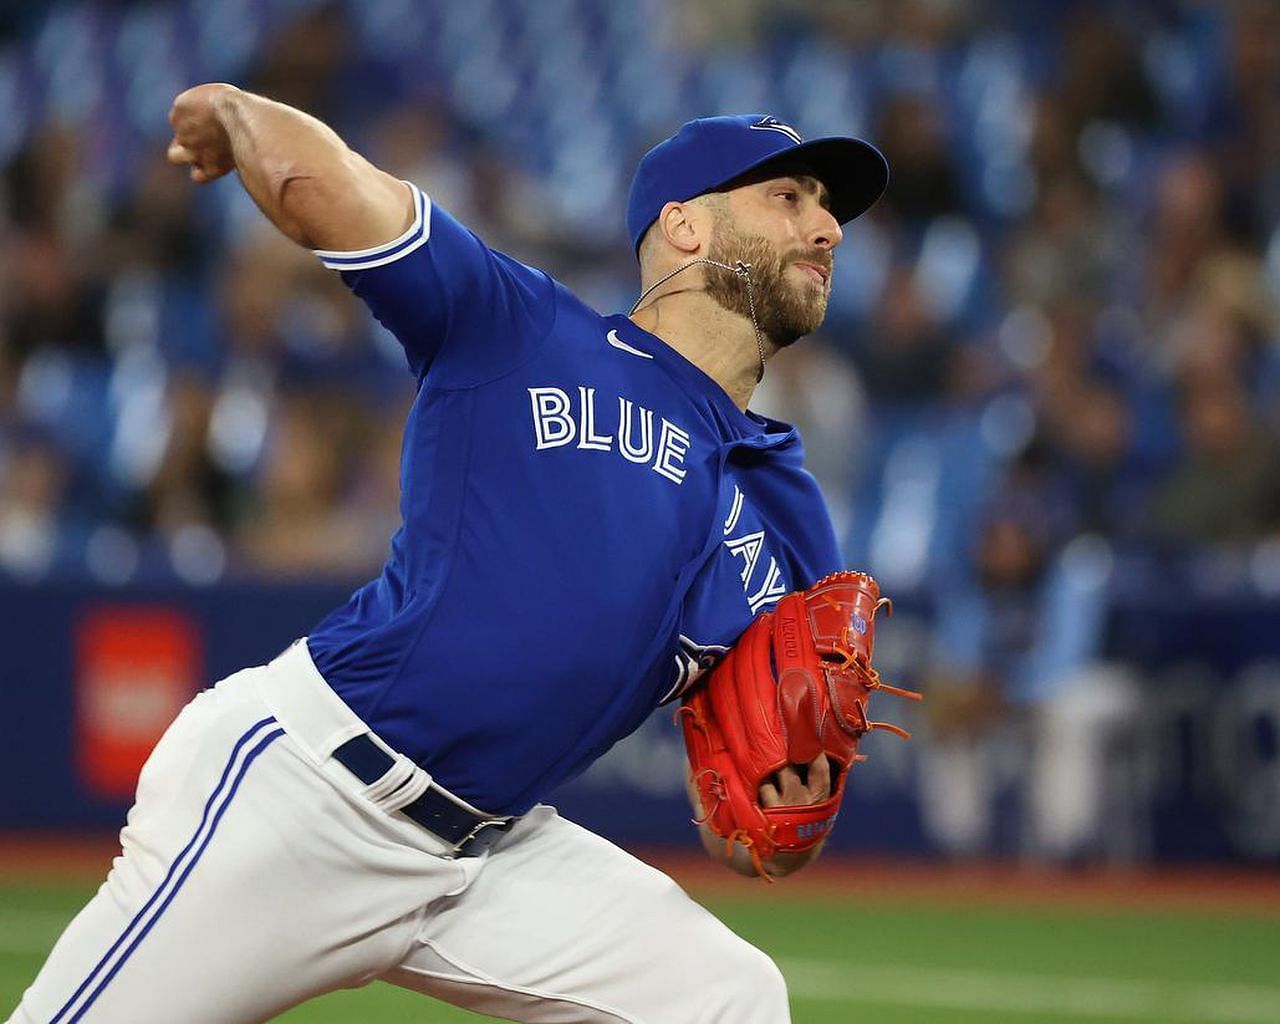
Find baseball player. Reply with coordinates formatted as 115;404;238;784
9;86;887;1023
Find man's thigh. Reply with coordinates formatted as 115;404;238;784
385;807;791;1024
8;676;462;1024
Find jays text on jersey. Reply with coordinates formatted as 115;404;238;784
307;183;842;815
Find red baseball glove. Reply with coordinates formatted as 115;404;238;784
679;571;920;877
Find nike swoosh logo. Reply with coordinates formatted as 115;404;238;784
607;329;653;359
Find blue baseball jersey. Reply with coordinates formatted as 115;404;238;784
306;183;842;814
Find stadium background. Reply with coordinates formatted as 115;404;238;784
1;1;1279;1021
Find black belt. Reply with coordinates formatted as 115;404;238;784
331;735;514;856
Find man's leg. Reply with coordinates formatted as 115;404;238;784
8;671;464;1024
384;806;791;1024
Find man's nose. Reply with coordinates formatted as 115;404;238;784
809;206;843;250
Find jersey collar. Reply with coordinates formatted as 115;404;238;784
605;314;798;450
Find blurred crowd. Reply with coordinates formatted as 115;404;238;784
2;0;1279;855
3;0;1278;586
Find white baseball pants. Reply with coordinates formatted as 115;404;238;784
8;642;789;1023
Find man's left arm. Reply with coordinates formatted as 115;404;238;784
678;572;920;880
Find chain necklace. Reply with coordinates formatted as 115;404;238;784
628;258;768;383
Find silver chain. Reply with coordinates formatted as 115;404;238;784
628;258;768;383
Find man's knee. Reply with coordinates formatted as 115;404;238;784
699;937;790;1022
741;945;790;1018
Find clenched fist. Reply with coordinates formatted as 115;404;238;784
167;83;240;184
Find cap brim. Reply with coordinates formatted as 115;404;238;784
714;136;890;225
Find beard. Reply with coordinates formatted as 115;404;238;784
702;221;831;349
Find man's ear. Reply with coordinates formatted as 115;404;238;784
657;200;705;255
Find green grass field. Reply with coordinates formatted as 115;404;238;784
3;876;1279;1023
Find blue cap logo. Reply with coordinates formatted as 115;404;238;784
749;116;803;144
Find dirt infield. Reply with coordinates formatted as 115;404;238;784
3;832;1277;917
645;850;1280;916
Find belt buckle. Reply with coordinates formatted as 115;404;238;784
454;816;510;856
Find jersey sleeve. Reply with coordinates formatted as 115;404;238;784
313;183;557;383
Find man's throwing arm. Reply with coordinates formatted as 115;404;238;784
166;83;412;252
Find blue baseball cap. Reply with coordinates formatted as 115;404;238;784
626;114;889;253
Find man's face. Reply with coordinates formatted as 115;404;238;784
702;173;842;348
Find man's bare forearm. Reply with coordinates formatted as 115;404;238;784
213;89;350;245
168;84;412;251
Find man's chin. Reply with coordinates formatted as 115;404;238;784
791;302;828;341
770;312;825;349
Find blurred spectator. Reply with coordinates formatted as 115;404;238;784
3;124;83;234
1141;152;1230;334
366;105;476;224
875;93;966;226
1025;93;1082;187
234;391;394;580
1;125;109;362
1003;173;1117;308
1056;6;1161;133
2;229;106;360
135;373;233;537
1149;371;1280;546
851;264;958;407
1202;1;1280;241
917;475;1055;856
0;430;67;579
919;471;1139;862
1039;380;1149;541
243;3;356;127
